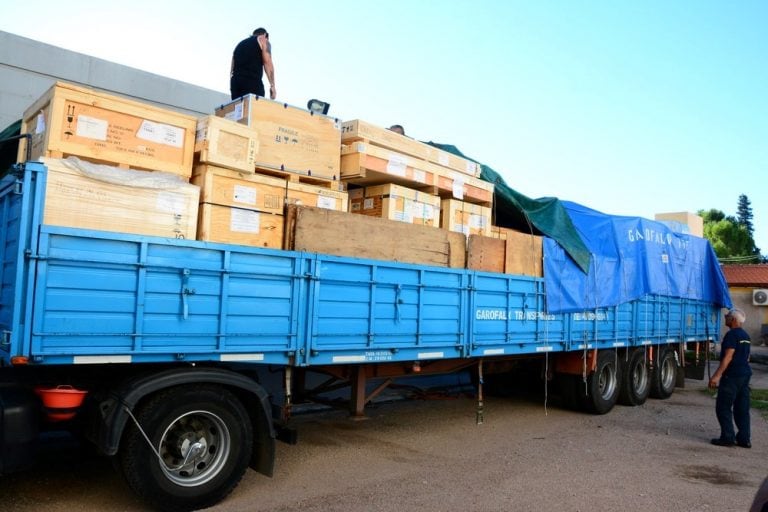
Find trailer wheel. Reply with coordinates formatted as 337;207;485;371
119;385;253;512
618;348;650;406
650;347;677;399
584;350;620;414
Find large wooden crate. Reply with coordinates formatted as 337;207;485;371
341;142;436;187
19;81;197;178
468;228;543;277
440;199;492;237
195;116;258;173
41;157;199;239
286;180;348;212
432;169;494;207
341;119;481;178
349;183;440;227
197;203;284;249
285;205;466;268
192;164;286;215
215;94;341;179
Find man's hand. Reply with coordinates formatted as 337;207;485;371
269;84;276;100
708;375;720;390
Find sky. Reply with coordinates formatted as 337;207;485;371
2;0;766;253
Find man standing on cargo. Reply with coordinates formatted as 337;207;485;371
709;308;751;448
230;28;276;100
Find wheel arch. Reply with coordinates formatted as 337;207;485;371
95;366;275;477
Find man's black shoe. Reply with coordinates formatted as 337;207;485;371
711;438;736;447
736;441;752;449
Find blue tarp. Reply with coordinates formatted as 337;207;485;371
543;201;732;314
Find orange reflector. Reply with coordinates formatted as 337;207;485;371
10;356;29;366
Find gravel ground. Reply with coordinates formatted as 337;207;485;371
2;359;766;512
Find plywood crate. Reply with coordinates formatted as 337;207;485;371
341;142;436;188
467;230;543;277
215;94;341;179
440;199;492;237
197;203;284;249
349;183;440;227
341;119;481;178
195;115;258;173
192;164;286;215
41;157;199;239
467;235;506;273
432;168;494;207
286;180;348;212
19;81;197;178
285;205;466;268
654;211;704;237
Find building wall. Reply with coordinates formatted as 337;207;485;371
725;287;768;346
0;30;229;131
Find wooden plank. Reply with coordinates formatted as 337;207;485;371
215;94;341;179
440;199;492;237
20;81;197;178
504;229;543;277
286;205;466;269
197;203;284;249
254;165;342;189
41;157;199;239
195;115;258;173
467;235;506;273
341;119;481;178
191;164;286;215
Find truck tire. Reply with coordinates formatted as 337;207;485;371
618;348;650;406
650;347;677;399
583;350;621;415
119;385;253;512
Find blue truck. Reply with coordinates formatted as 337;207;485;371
0;161;728;511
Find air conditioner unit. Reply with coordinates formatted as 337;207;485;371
753;289;768;306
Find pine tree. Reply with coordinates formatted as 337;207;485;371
736;194;754;236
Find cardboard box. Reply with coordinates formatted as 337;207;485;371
441;199;492;237
19;81;197;178
215;95;341;179
41;157;199;239
349;183;440;227
341;119;481;178
195;115;258;173
197;203;284;249
192;164;286;215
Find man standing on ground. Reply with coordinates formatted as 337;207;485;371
709;308;752;448
230;28;276;100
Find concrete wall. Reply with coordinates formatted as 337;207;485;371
0;30;229;131
724;287;768;346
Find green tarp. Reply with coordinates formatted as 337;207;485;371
427;142;592;273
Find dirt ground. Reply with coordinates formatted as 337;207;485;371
2;358;767;512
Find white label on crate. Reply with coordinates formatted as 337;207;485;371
156;192;186;214
469;214;486;229
413;169;426;183
467;161;477;174
233;185;257;205
76;115;108;141
224;102;244;122
137;120;185;148
452;174;465;200
316;195;336;210
230;208;260;233
438;153;449;166
403;200;415;223
35;112;46;134
386;154;407;177
423;204;436;220
457;224;470;236
195;126;208;143
363;198;375;210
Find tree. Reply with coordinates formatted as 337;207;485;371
698;208;759;262
736;194;755;237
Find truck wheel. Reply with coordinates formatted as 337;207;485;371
618;348;650;406
650;347;677;399
584;350;620;414
119;385;253;512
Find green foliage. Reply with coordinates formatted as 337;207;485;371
698;202;761;262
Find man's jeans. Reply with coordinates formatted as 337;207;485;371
716;374;751;444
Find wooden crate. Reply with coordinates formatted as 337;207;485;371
468;229;543;277
19;81;197;178
341;119;481;178
192;164;286;215
215;94;341;179
349;183;440;227
41;157;199;239
341;142;435;187
286;180;348;212
440;199;492;237
431;169;494;207
285;205;466;268
197;203;284;249
467;235;505;273
195;115;258;173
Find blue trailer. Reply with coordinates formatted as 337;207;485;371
0;162;725;511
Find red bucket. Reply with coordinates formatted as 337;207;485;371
34;385;88;421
